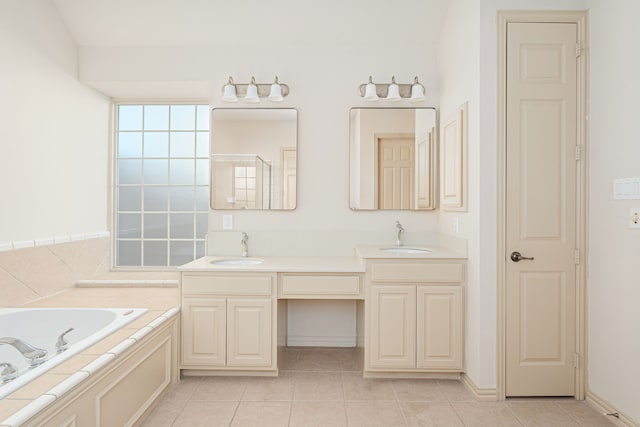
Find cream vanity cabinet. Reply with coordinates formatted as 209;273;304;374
181;272;277;371
365;259;465;373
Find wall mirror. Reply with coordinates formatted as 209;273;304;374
349;107;437;210
210;108;297;210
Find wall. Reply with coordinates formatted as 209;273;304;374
0;0;110;246
586;0;640;422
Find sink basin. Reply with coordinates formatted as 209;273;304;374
380;247;432;254
210;258;264;266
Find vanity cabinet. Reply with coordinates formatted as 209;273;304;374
181;273;276;372
365;260;465;373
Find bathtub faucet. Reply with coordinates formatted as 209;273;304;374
0;337;48;367
56;328;74;353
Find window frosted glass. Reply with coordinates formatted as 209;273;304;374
144;133;169;158
143;159;169;184
118;213;142;238
170;213;194;238
196;213;208;238
196;159;209;185
170;105;196;130
195;187;209;211
118;186;142;211
170;159;195;184
144;213;168;238
118;105;143;131
144;240;168;266
117;241;141;266
196;132;209;158
118;132;142;157
196;105;209;131
144;105;169;130
144;187;169;211
170;187;195;211
170;132;195;157
170;241;193;266
196;241;205;258
118;160;142;184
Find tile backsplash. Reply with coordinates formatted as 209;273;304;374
0;237;110;307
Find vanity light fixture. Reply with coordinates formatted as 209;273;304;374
221;75;290;103
359;75;426;102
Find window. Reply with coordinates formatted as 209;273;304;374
115;103;209;267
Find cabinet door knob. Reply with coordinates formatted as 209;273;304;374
510;251;534;262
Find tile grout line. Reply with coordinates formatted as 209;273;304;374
392;379;411;427
436;380;467;426
503;400;527;427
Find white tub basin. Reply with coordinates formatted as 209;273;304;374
380;247;432;254
210;258;264;266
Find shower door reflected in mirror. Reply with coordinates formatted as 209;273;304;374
210;108;297;210
349;108;437;210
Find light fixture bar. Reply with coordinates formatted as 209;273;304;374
221;76;290;101
358;76;426;100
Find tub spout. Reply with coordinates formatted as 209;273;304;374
56;328;74;353
0;363;18;383
0;337;48;367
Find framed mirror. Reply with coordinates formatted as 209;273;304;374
210;108;297;210
349;107;437;210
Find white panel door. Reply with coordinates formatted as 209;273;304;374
377;136;415;209
416;285;463;370
506;22;578;396
226;298;272;367
182;298;226;366
369;285;416;369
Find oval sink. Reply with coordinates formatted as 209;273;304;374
210;258;264;266
380;247;432;254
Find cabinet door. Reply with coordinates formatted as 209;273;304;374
227;298;272;367
369;285;416;368
182;298;226;366
416;285;463;369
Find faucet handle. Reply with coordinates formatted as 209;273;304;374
0;363;18;383
56;328;74;353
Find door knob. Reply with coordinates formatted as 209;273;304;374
510;251;534;262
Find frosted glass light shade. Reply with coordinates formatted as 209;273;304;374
410;82;425;102
364;82;378;101
386;83;401;101
244;82;260;103
222;84;238;102
268;83;283;102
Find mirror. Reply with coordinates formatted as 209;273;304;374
349;107;437;210
210;108;297;210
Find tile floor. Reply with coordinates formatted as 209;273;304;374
142;347;617;427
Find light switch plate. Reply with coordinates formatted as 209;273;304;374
630;208;640;229
222;215;233;230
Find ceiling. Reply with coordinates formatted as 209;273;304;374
51;0;450;47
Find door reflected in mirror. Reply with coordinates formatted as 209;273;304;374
349;108;437;210
210;108;297;210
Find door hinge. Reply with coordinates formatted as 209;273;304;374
574;353;580;369
574;249;580;265
576;43;582;58
575;145;581;161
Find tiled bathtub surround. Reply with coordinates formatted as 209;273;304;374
0;236;111;307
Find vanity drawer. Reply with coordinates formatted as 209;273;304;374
369;262;464;283
279;274;363;299
182;274;274;295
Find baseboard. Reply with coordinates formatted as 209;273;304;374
461;373;498;401
586;390;639;427
286;335;356;347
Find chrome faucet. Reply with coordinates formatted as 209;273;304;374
56;328;74;354
0;337;48;367
0;363;18;383
395;221;405;247
241;232;249;257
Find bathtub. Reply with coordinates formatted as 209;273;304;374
0;307;147;400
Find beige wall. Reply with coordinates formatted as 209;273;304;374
587;0;640;422
0;0;110;246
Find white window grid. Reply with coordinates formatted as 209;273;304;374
114;103;209;268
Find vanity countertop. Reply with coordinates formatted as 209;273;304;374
179;256;367;273
355;245;467;260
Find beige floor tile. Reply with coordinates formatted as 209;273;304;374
345;400;407;427
391;379;447;402
338;349;363;372
289;401;347;427
400;401;463;427
507;401;580;426
452;401;523;426
242;372;295;401
280;348;300;370
342;372;395;400
191;376;249;401
230;401;291;427
292;371;344;401
556;401;617;426
139;399;186;427
437;379;476;402
285;348;342;371
163;376;203;401
172;401;238;427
